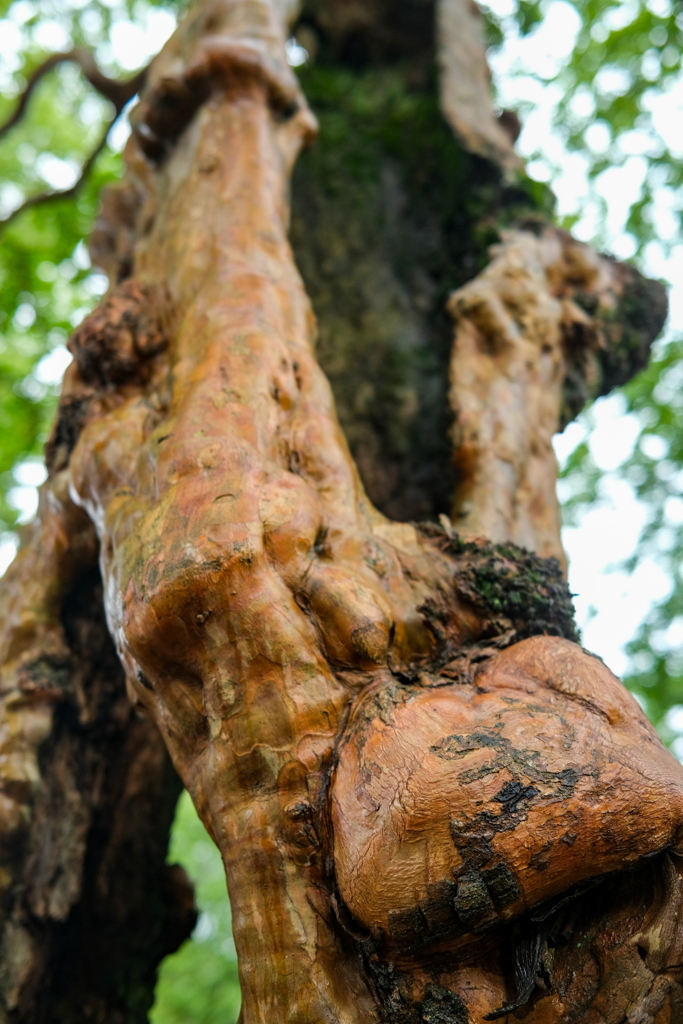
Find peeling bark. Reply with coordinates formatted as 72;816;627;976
0;0;678;1021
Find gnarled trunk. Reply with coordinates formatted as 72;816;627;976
0;0;678;1021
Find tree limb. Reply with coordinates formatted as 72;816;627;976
0;49;146;142
51;3;683;1019
0;117;112;231
0;50;148;231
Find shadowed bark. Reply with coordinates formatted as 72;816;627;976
0;479;196;1022
0;0;676;1021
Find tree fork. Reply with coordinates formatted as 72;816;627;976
0;0;679;1021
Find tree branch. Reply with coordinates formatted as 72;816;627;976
0;50;148;231
0;117;112;231
0;49;146;142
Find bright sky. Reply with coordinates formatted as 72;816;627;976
486;0;683;679
1;0;681;690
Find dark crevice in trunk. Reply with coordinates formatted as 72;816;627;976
290;59;550;522
7;567;195;1024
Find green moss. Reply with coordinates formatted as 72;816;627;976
418;522;578;644
454;537;578;643
291;61;554;523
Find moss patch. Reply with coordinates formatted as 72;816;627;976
291;62;554;522
419;522;578;645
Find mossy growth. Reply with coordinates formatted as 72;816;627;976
562;263;668;426
291;60;555;523
592;265;668;396
419;522;579;644
456;538;578;643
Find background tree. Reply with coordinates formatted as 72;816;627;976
1;0;683;1022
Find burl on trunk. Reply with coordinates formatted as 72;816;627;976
1;0;682;1021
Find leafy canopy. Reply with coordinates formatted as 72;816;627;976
0;0;184;542
485;0;683;256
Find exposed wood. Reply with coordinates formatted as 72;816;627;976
333;636;683;945
447;227;666;564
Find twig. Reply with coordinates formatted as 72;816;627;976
0;49;148;231
0;49;146;142
0;117;114;231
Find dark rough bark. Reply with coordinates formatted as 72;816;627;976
288;56;665;529
0;495;196;1023
289;62;549;523
27;571;192;1024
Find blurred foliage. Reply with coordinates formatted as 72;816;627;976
485;0;683;257
151;793;241;1024
560;336;683;737
480;0;683;743
0;76;118;534
2;0;683;1019
0;0;187;540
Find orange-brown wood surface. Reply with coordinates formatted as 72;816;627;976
448;228;663;567
333;637;683;947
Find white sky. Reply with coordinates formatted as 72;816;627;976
1;0;681;687
485;0;683;677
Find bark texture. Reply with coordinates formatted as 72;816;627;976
0;477;196;1022
288;73;528;523
447;227;666;562
286;4;664;529
0;0;677;1021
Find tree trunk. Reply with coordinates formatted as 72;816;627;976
0;0;679;1021
0;479;196;1022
